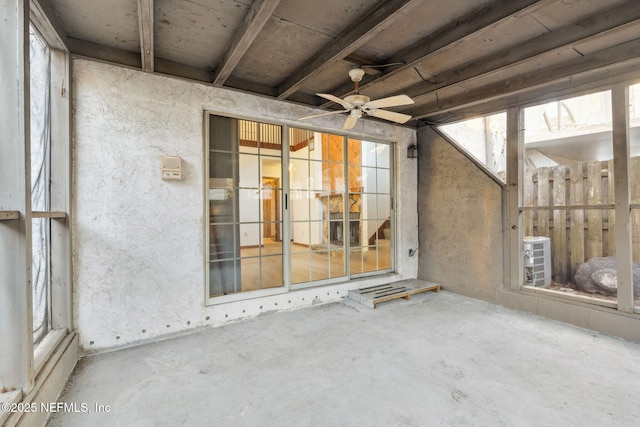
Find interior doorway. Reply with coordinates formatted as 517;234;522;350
262;177;280;242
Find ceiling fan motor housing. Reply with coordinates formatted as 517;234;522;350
344;94;370;107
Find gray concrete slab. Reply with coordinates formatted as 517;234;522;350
48;291;640;426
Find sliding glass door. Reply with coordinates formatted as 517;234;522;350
206;115;394;299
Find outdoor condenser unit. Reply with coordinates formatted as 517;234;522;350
523;236;551;288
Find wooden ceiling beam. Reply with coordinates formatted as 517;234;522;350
224;75;278;97
67;37;142;68
213;0;282;87
323;0;551;107
137;0;154;72
411;38;640;121
155;58;213;83
406;0;640;105
421;64;640;125
67;38;214;83
276;0;419;100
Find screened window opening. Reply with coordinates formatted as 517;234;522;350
438;112;507;182
520;89;640;307
30;24;52;344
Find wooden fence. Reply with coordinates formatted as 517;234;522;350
523;157;640;284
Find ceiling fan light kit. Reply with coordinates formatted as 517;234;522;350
348;67;366;82
298;67;415;130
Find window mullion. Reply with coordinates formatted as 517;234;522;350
611;83;634;313
506;106;523;290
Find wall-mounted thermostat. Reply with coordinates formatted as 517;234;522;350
161;156;182;180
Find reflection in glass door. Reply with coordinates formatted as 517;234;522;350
290;130;347;284
348;138;393;275
208;116;283;297
629;83;640;309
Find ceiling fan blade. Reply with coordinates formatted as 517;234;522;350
361;62;405;75
367;109;413;124
343;114;360;130
361;67;381;76
317;93;354;110
364;94;414;109
298;109;348;121
362;62;405;69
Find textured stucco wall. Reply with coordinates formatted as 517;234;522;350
416;127;503;303
72;59;418;352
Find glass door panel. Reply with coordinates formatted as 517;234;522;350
208;117;284;296
629;83;640;309
291;253;311;284
348;139;393;276
289;130;347;285
209;116;239;296
349;248;364;275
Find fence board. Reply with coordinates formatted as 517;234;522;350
552;165;567;282
537;167;550;237
586;161;603;260
569;163;585;280
523;168;534;236
526;157;640;283
632;157;640;264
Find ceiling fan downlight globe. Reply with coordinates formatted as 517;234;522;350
348;67;366;82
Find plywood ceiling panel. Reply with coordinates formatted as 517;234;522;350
155;0;251;69
358;0;491;61
530;0;629;31
273;0;382;38
231;16;334;87
54;0;139;51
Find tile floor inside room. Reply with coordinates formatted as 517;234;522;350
48;291;640;426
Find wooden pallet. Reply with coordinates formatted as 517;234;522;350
348;279;440;309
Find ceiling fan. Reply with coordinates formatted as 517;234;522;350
298;67;415;130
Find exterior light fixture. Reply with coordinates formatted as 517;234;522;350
407;144;418;159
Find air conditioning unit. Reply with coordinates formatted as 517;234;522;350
523;236;551;288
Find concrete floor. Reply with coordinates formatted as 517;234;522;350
48;291;640;426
